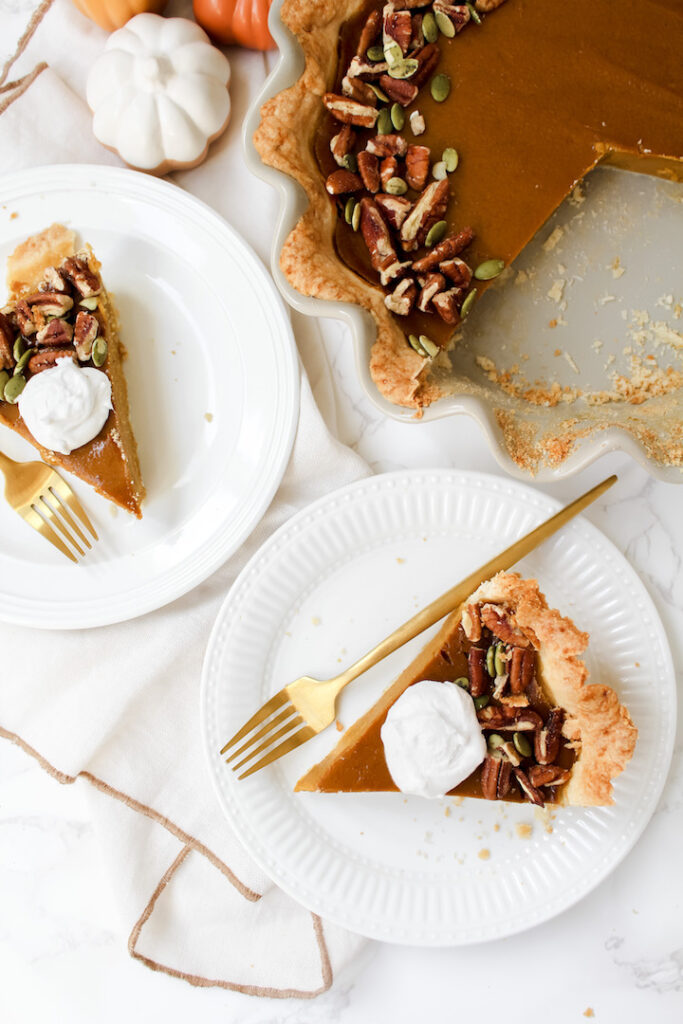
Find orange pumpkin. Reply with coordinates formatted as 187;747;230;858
70;0;167;32
193;0;275;50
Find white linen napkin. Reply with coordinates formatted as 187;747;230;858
0;0;370;996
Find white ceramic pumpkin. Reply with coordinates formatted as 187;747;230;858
86;14;231;175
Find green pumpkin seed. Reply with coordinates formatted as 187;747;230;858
407;333;427;357
425;220;447;248
466;2;482;25
13;336;25;361
486;644;495;676
513;732;533;758
435;11;456;38
419;334;439;357
79;296;99;311
494;643;507;677
366;44;385;62
430;73;451;102
383;40;403;67
454;676;470;690
474;258;505;281
390;102;405;131
422;11;439;43
341;153;358;173
431;161;447;181
442;147;459;172
460;289;477;318
0;369;9;401
368;83;389;103
14;347;35;375
344;197;356;225
474;694;490;710
92;338;108;367
351;202;361;232
377;107;393;135
388;58;419;80
385;176;408;196
4;374;25;403
487;733;505;752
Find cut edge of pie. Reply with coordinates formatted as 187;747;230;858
2;223;144;518
295;572;638;807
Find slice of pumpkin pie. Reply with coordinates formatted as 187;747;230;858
296;573;637;807
0;223;144;518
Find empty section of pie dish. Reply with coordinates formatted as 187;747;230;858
243;0;683;482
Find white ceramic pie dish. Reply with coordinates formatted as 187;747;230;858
243;0;683;483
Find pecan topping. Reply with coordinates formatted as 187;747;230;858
380;156;399;188
528;764;570;788
514;768;545;806
475;0;507;10
326;169;364;195
467;646;489;697
357;151;381;193
36;318;73;347
509;647;535;694
74;311;99;361
410;13;424;49
461;603;482;641
535;708;564;765
440;256;473;288
481;754;511;800
61;256;100;298
28;348;76;375
383;5;413;53
378;74;418;106
0;311;15;370
393;0;434;7
400;179;449;250
356;8;382;57
410;43;440;89
412;228;476;272
405;144;430;190
433;1;471;34
417;272;445;313
346;56;388;80
477;705;543;731
360;198;412;286
375;194;412;230
432;287;465;323
342;75;379;105
330;124;356;166
323;93;379;128
366;133;408;158
14;300;36;336
479;603;531;647
39;266;69;294
408;110;426;136
24;291;74;319
385;277;418;315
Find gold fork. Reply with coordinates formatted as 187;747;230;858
0;450;98;563
221;474;617;779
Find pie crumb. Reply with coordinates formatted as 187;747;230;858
109;505;118;518
493;823;500;832
543;226;564;252
444;805;451;817
452;795;464;806
10;211;18;220
396;557;405;564
610;256;625;279
477;848;491;860
335;719;344;732
204;412;213;423
515;822;534;840
311;616;321;626
583;1010;595;1019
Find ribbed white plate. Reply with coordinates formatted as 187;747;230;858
201;470;675;945
0;165;299;629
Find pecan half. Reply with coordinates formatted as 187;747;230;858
28;348;76;374
417;272;445;313
380;156;399;188
342;75;379;105
410;13;423;49
412;228;475;272
24;291;74;318
410;43;440;89
326;169;364;195
40;266;69;294
61;256;100;298
393;0;434;7
433;1;471;34
461;603;482;641
477;705;543;731
360;198;412;286
432;287;465;324
346;56;389;81
499;740;522;767
357;151;381;193
378;74;418;106
440;257;473;288
330;124;356;166
356;8;382;57
509;647;535;694
528;764;571;788
36;318;73;347
535;708;565;765
514;768;545;806
480;603;531;647
383;5;413;52
385;277;418;315
366;133;408;158
74;311;99;361
405;145;430;190
481;754;511;799
14;300;36;336
323;93;378;128
0;311;15;370
409;110;426;136
375;194;412;230
400;179;449;250
467;646;489;697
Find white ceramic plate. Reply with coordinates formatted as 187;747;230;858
0;165;299;629
202;469;675;945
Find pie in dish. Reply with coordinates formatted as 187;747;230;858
296;573;637;806
0;224;144;518
255;0;683;451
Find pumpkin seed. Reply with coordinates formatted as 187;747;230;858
454;676;470;690
390;102;405;131
366;44;385;62
513;732;533;758
422;11;438;43
435;10;456;38
377;107;393;134
466;2;482;25
425;220;447;248
341;153;358;173
13;336;24;361
79;296;99;311
407;333;428;357
460;289;477;318
388;58;419;80
494;643;507;677
351;201;361;232
442;147;459;172
430;73;451;102
14;347;35;375
431;160;447;181
92;338;108;367
385;176;408;196
344;197;356;225
474;258;505;280
474;694;490;710
383;39;403;67
486;644;495;676
419;334;439;357
487;733;505;752
0;369;9;400
4;374;25;403
368;82;389;103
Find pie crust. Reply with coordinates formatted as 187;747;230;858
295;572;637;806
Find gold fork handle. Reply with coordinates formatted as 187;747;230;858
0;450;18;476
331;475;616;694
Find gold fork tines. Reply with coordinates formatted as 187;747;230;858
0;449;98;563
221;475;618;780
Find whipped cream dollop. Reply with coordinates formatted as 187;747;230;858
18;357;112;455
381;680;487;799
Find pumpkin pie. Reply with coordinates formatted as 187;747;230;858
296;573;637;806
0;224;144;518
255;0;683;414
